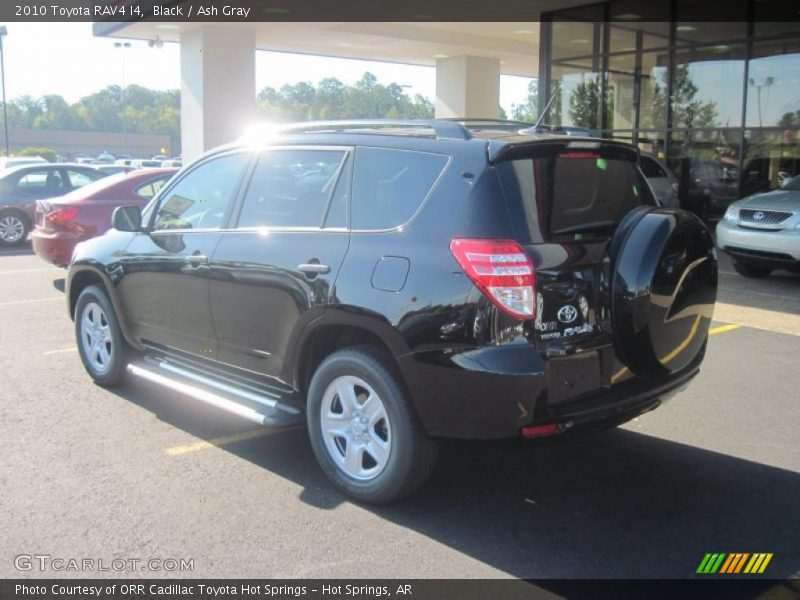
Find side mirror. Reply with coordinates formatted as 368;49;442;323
112;205;142;232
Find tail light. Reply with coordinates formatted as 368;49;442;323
449;238;535;320
47;206;80;227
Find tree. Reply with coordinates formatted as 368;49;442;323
568;78;602;129
256;72;435;122
510;80;538;123
19;146;56;162
641;64;718;130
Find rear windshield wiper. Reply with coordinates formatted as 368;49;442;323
551;220;618;236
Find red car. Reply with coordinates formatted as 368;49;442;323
31;168;178;267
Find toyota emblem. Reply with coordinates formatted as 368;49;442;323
557;305;578;324
753;211;765;220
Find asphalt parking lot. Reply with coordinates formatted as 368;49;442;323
1;245;798;582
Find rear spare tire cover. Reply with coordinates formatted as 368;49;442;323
610;207;717;376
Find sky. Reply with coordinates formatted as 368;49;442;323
0;23;534;113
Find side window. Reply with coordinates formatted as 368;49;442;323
135;177;169;200
17;169;63;190
323;157;351;229
640;157;667;179
153;153;249;231
351;147;448;230
237;149;347;229
66;170;99;188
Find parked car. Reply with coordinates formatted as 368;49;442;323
0;164;104;247
31;168;177;267
0;156;48;171
640;153;679;209
675;156;739;221
716;174;800;278
66;120;717;503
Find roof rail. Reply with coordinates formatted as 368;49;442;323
272;119;472;140
440;118;533;128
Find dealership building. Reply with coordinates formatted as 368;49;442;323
97;0;800;204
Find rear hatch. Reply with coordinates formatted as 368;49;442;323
493;138;654;360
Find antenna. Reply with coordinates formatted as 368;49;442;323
533;92;558;129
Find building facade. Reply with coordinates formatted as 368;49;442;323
539;0;800;210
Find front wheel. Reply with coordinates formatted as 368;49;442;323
733;260;772;279
306;346;437;504
75;284;128;387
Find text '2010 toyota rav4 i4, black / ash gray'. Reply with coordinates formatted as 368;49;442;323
66;119;718;503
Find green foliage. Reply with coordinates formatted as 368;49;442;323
568;78;602;129
778;110;800;128
18;146;56;162
641;64;718;130
510;80;539;123
256;72;435;122
1;85;181;153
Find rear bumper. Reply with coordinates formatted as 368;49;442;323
716;220;800;268
30;229;80;268
399;343;701;440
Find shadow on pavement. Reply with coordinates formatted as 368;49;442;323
114;378;800;581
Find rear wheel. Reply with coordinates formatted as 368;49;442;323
732;260;772;279
0;210;29;247
306;346;437;504
75;284;128;387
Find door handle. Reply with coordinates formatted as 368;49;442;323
185;254;208;267
298;263;330;275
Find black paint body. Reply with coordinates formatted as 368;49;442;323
67;130;717;439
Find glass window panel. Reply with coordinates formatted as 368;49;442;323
638;51;669;132
667;129;742;218
754;1;800;38
746;40;800;128
238;150;346;229
606;53;637;129
676;1;746;45
672;44;746;129
550;62;601;130
742;129;800;196
551;15;603;61
154;153;248;230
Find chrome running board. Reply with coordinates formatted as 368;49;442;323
126;360;302;427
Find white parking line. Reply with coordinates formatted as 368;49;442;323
0;297;62;307
43;348;77;355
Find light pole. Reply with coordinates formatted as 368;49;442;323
114;41;131;157
749;76;775;128
0;26;10;157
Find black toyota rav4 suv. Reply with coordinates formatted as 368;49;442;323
66;120;717;503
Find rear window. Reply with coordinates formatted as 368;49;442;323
640;156;667;178
498;150;654;242
352;147;448;230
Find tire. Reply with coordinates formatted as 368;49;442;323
306;346;437;504
74;284;128;387
0;210;30;247
733;260;772;279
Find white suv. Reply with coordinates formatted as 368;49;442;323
716;175;800;278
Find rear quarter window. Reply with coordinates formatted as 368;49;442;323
498;150;655;242
351;147;448;230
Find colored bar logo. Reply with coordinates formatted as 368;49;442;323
696;553;773;574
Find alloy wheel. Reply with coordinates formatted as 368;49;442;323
80;302;114;374
319;375;392;481
0;215;25;244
